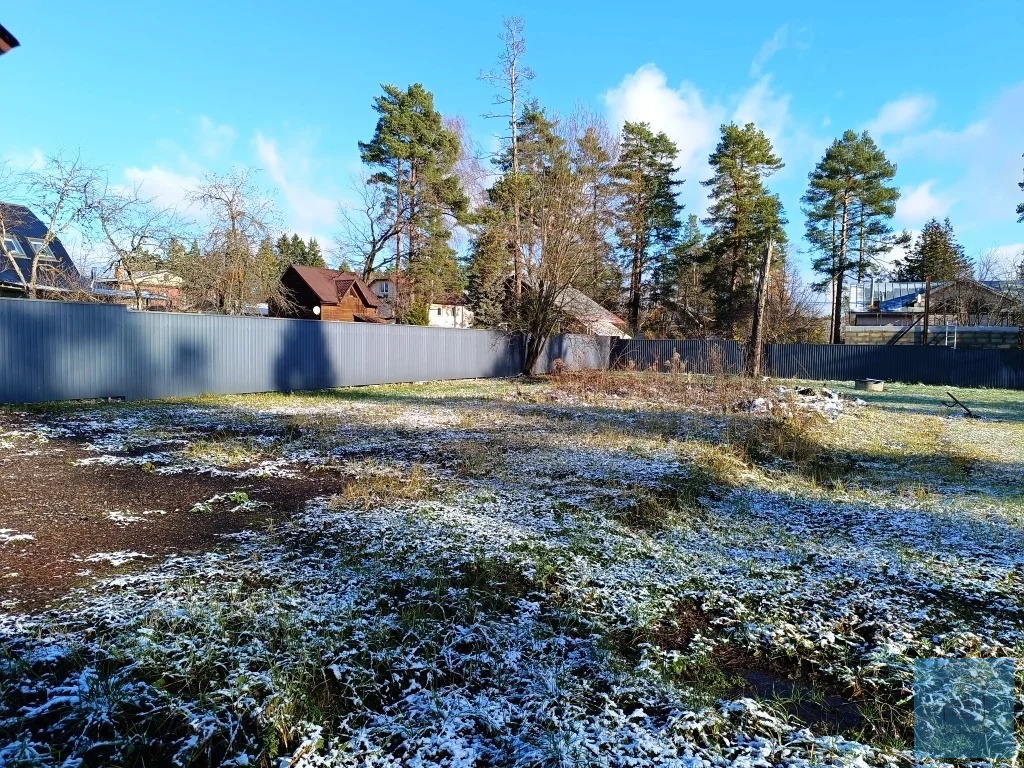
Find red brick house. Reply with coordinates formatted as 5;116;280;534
273;264;387;322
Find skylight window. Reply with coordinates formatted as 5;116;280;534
2;235;24;257
27;238;57;262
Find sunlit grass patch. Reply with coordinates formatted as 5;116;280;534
182;436;271;467
328;464;434;510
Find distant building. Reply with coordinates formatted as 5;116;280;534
428;294;474;329
94;267;186;310
0;203;83;297
273;264;387;322
847;279;1023;327
844;278;1023;348
518;276;631;338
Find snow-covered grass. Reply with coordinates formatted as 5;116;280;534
2;375;1022;767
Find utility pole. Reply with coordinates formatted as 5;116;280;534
922;276;931;346
748;239;774;376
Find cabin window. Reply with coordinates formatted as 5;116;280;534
378;282;389;296
3;236;24;256
27;238;57;262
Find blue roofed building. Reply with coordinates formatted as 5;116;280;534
0;203;83;297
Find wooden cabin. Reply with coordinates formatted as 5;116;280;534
273;265;386;322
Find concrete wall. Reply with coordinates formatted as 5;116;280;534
844;325;1021;349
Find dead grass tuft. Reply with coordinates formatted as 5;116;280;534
548;367;771;412
329;465;432;510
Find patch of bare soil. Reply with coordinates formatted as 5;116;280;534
653;603;865;734
0;417;350;611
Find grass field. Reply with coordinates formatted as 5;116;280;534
1;373;1022;766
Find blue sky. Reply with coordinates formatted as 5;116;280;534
2;1;1023;277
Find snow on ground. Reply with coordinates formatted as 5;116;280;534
1;377;1022;767
0;530;35;545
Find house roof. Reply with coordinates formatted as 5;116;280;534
0;203;82;291
431;293;469;306
858;280;1023;313
0;23;19;55
353;312;388;323
848;279;1024;313
288;265;380;308
519;275;630;338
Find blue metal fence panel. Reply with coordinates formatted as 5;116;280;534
764;343;1024;389
4;298;1023;404
0;298;548;403
611;338;1024;390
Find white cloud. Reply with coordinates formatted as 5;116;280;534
197;116;237;159
604;64;809;215
896;181;953;225
604;64;724;178
989;243;1024;260
864;95;935;137
750;24;789;77
5;148;45;171
122;165;198;212
889;82;1024;231
254;134;336;235
732;75;791;151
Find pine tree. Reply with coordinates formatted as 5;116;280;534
611;121;683;333
466;221;508;328
803;130;899;343
358;83;468;316
573;125;620;310
305;238;326;268
646;214;707;336
894;218;973;281
701;123;786;339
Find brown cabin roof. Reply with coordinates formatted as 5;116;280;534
288;265;380;308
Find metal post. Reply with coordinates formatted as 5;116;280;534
922;276;931;346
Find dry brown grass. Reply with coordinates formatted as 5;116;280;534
329;464;432;510
548;367;771;412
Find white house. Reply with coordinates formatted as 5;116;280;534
429;298;474;329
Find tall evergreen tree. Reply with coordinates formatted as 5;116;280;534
646;214;708;337
701;122;786;339
274;234;326;269
358;83;468;316
573;124;621;310
305;238;326;268
466;218;508;328
611;121;683;333
893;217;973;281
802;130;899;343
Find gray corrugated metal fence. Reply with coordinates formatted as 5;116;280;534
5;298;1024;404
0;298;610;404
764;343;1024;390
611;339;746;374
612;338;1024;390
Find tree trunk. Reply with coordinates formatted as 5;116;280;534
830;199;850;344
748;239;774;375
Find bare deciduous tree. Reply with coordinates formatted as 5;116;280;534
0;153;98;298
764;264;829;343
512;116;607;373
335;173;406;281
181;169;287;314
480;16;534;299
92;184;185;310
